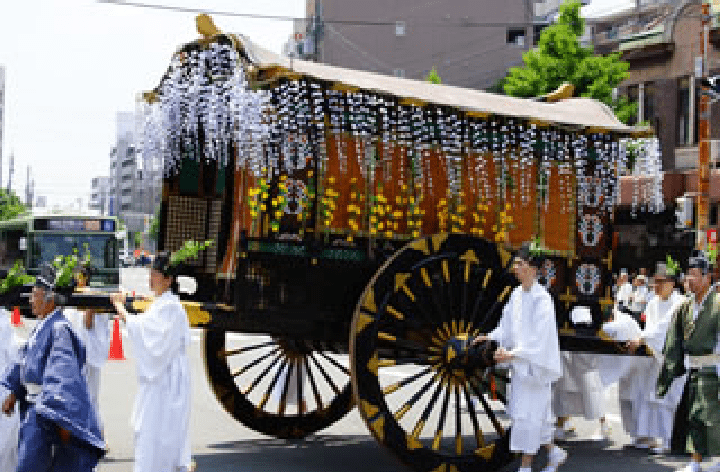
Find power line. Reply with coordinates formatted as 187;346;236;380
97;0;543;28
325;24;394;71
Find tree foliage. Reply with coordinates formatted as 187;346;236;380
0;190;28;221
503;0;636;124
425;67;442;85
149;210;160;242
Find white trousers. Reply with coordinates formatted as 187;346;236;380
509;375;553;454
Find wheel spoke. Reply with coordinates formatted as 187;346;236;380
309;353;341;395
471;291;507;332
462;382;485;449
430;383;451;450
296;357;305;415
468;381;505;436
241;352;283;396
232;347;281;378
220;340;277;358
375;356;435;367
402;275;439;322
418;264;451;325
278;359;296;415
454;383;462;455
439;258;456;323
317;351;350;376
375;332;431;354
258;358;289;411
382;367;433;395
394;373;440;421
462;266;487;322
305;356;324;410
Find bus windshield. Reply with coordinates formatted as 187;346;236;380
30;234;118;270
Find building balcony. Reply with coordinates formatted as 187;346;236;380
709;21;720;48
618;24;673;61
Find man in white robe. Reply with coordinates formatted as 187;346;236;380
63;309;109;420
552;351;608;441
629;275;649;315
615;269;633;311
598;304;644;442
551;305;609;441
476;243;566;472
112;251;192;472
0;308;20;471
626;261;686;453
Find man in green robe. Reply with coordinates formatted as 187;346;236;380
657;250;720;472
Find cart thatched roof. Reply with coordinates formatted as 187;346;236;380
235;34;646;136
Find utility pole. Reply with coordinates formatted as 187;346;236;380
698;1;711;247
25;166;30;207
6;151;14;194
0;66;5;192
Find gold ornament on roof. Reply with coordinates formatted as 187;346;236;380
196;14;222;39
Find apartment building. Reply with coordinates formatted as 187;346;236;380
292;0;541;89
0;66;5;188
89;176;111;215
587;0;720;227
106;112;161;249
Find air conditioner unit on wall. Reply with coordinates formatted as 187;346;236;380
675;195;694;229
711;139;720;168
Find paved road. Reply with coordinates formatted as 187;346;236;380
4;269;699;471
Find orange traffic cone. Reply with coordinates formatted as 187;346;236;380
108;317;125;360
11;307;23;327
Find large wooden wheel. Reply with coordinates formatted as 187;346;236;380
350;234;517;472
204;330;353;439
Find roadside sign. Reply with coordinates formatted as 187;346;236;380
709;228;718;244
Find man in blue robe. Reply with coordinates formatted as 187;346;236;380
0;265;105;472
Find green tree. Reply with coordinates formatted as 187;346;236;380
0;190;28;221
503;0;636;124
148;210;160;242
425;67;442;84
133;232;143;249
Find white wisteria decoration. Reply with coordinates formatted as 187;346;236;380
141;37;665;228
140;41;270;177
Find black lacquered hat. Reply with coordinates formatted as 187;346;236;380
514;241;544;268
689;249;713;273
151;251;174;277
34;264;56;290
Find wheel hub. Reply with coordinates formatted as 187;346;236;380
440;333;497;378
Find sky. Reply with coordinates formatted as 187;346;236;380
0;0;304;209
0;0;629;210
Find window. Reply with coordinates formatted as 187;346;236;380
393;69;405;78
694;77;702;145
626;84;639;126
711;203;719;227
507;28;526;47
677;77;691;146
643;82;656;125
395;21;406;37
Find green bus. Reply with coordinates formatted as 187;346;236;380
0;214;120;287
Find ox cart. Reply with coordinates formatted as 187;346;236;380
135;17;672;472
